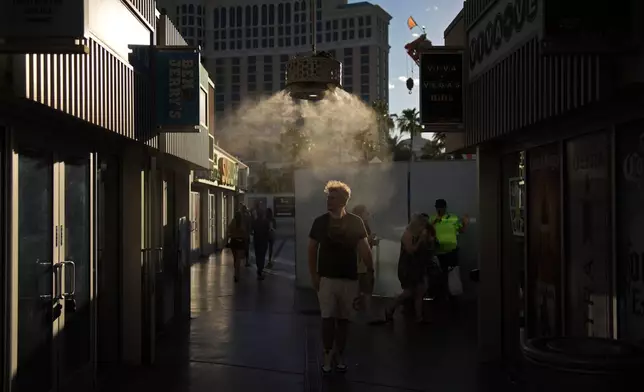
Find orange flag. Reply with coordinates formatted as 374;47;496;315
407;16;418;30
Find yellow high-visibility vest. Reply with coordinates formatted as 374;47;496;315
429;214;462;254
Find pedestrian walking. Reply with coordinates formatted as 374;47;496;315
239;203;253;267
308;181;374;374
429;199;469;301
252;208;271;280
385;214;436;324
266;207;277;269
227;211;249;283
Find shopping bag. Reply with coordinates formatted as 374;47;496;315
448;266;464;296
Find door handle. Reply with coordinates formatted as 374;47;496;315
60;260;76;298
39;260;61;301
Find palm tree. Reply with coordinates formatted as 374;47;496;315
372;100;395;158
432;132;446;149
420;139;441;159
392;108;424;223
392;108;423;142
419;133;447;159
385;131;411;161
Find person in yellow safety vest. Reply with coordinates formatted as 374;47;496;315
429;198;469;300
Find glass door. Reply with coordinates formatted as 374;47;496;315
58;154;93;389
209;194;216;249
190;192;200;255
13;149;93;392
14;150;56;392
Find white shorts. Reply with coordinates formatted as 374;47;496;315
317;277;359;320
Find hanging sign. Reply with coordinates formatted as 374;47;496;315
155;48;201;132
419;49;463;129
218;157;238;187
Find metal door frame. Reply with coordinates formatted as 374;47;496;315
1;126;9;392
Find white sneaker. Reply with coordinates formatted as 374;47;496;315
334;352;347;373
321;350;333;374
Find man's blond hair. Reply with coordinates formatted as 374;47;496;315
324;180;351;201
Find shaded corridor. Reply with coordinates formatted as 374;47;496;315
103;251;514;392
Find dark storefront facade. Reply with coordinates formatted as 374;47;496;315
464;0;644;365
0;4;227;391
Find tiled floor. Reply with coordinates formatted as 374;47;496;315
104;251;513;392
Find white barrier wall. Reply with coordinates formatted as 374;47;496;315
294;160;479;299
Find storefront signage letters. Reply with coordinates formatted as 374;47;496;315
622;137;644;185
616;123;644;340
420;51;463;126
468;0;542;80
155;49;201;132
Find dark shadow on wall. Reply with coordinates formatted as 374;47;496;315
96;153;122;378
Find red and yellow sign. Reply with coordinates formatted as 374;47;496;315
217;157;238;186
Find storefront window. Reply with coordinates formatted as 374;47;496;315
501;151;527;359
616;120;644;342
527;143;562;338
565;131;612;338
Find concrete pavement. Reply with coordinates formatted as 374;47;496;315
103;250;515;392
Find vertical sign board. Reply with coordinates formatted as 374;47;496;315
274;196;296;218
155;49;201;132
527;144;561;338
566;132;611;338
420;51;463;127
0;0;88;40
616;121;644;342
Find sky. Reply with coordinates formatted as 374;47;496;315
348;0;463;133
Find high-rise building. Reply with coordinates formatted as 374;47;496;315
159;0;391;129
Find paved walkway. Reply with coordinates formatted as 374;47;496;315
105;251;513;392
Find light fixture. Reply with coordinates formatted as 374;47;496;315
284;0;342;101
